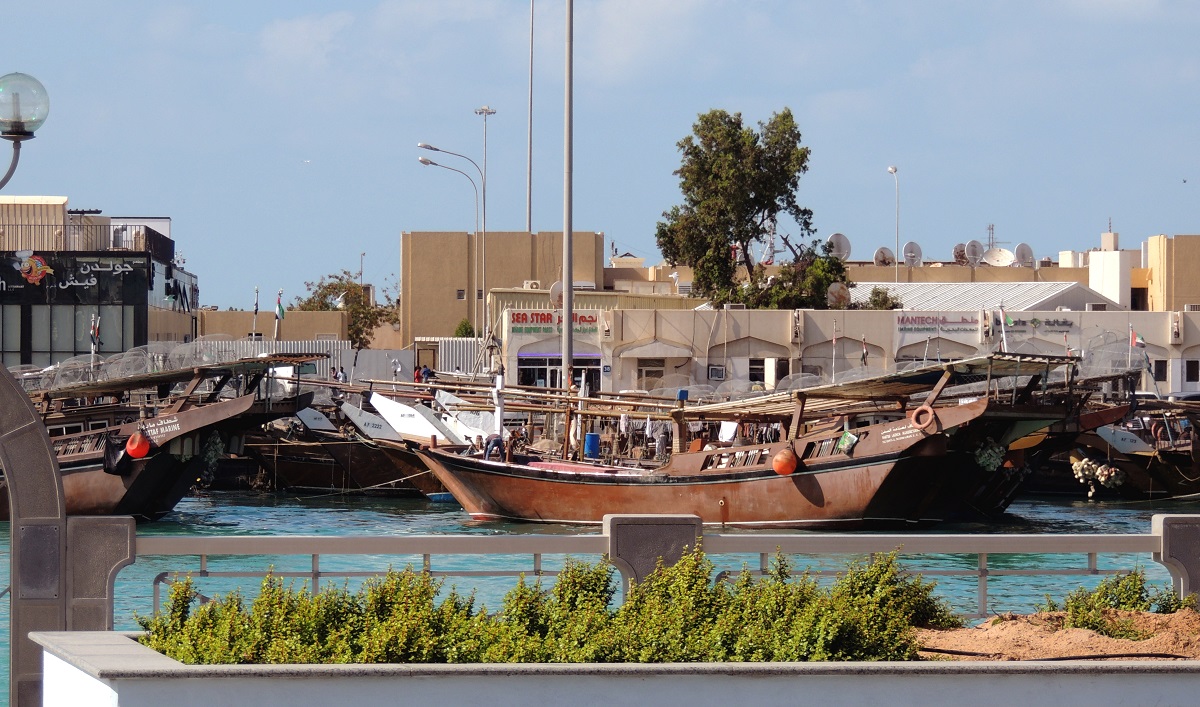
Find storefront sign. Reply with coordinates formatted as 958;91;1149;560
509;310;599;335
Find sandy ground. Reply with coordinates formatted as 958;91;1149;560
916;609;1200;661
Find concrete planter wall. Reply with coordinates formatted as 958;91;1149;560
33;632;1200;707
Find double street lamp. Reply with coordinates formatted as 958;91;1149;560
418;155;481;335
418;107;494;338
0;72;50;191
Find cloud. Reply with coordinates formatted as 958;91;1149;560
253;12;355;76
1054;0;1164;21
576;0;711;84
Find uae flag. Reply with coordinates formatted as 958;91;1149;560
275;292;285;320
1130;328;1146;348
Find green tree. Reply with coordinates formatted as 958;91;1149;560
655;108;817;304
293;270;394;349
453;319;476;338
857;286;904;310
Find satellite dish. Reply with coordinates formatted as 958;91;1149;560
965;240;985;267
827;232;852;260
1014;243;1035;268
902;241;923;267
982;247;1015;267
952;243;967;265
548;280;564;309
873;247;895;267
826;281;850;308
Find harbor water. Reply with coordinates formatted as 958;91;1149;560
2;492;1199;704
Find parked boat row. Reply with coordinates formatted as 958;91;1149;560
8;353;321;521
10;348;1185;528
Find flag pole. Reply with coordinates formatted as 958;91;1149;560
252;286;259;339
274;289;283;341
1128;323;1133;368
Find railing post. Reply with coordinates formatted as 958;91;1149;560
977;553;988;617
603;514;702;595
1152;514;1200;597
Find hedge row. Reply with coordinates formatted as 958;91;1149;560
138;549;962;664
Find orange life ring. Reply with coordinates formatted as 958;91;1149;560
910;405;937;431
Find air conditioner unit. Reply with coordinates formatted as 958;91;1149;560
523;280;541;290
1185;304;1200;312
1085;302;1108;311
723;303;746;310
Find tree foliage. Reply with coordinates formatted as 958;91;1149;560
293;269;396;349
453;318;476;338
655;108;848;309
856;286;904;310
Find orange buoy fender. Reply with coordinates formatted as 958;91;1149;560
772;448;798;475
910;405;937;432
126;432;151;458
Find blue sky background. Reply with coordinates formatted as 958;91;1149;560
3;1;1198;308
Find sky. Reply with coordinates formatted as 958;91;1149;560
3;1;1198;309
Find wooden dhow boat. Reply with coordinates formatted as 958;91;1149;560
7;353;320;521
415;353;1083;528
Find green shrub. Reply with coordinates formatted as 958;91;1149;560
1035;569;1198;640
138;550;959;665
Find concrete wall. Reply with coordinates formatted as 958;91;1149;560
400;231;605;346
36;633;1200;707
1089;251;1138;309
199;309;348;341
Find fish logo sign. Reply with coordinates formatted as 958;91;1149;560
13;250;53;285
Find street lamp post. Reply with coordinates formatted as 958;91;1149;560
887;165;899;283
418;156;480;335
474;106;496;338
0;72;50;191
418;140;488;336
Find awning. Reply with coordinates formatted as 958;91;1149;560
618;339;695;359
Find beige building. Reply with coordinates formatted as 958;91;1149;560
199;309;348;341
398;230;606;346
500;304;1198;395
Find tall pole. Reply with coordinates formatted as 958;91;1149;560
888;165;899;283
476;106;496;340
359;251;365;291
526;0;535;234
562;0;574;393
418;156;479;336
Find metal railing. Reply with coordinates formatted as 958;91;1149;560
136;529;1165;620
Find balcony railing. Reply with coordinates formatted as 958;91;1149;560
130;514;1194;621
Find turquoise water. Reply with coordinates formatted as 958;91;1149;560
2;492;1198;704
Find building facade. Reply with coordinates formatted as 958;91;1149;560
398;230;606;347
1;197;196;367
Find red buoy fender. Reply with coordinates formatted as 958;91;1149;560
910;405;937;432
126;432;151;459
772;447;798;475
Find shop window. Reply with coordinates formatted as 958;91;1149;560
637;358;664;388
1154;359;1168;382
749;358;765;383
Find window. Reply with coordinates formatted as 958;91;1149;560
637;358;665;388
749;358;765;383
477;289;483;300
1154;359;1168;382
1188;360;1200;384
456;290;465;300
